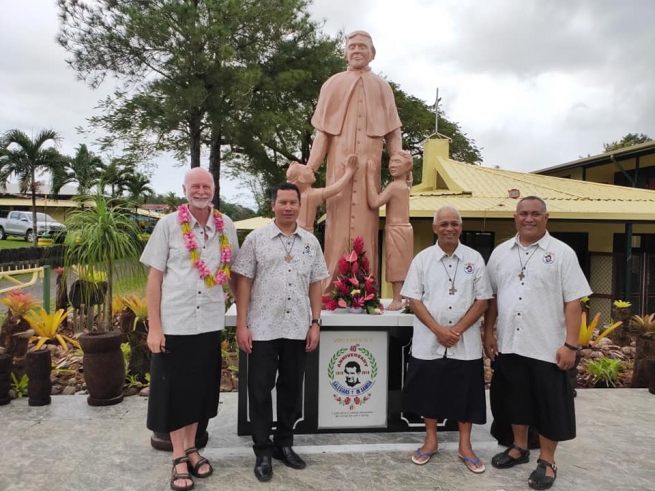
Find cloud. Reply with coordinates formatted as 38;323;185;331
1;0;654;200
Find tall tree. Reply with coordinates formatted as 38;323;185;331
0;129;67;245
603;133;652;152
125;172;155;213
58;0;323;208
97;158;135;198
52;143;104;197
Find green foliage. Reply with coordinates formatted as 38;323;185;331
10;372;28;398
51;143;104;197
0;129;68;246
58;0;324;206
64;193;146;329
603;133;652;152
585;357;625;387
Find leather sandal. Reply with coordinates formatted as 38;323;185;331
528;458;557;490
491;443;530;469
185;447;213;478
171;456;194;491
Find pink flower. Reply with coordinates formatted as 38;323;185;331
350;261;359;276
348;275;359;287
351;296;364;308
353;236;364;255
215;270;227;285
361;256;370;274
338;299;348;308
324;299;338;311
346;250;358;263
338;256;350;275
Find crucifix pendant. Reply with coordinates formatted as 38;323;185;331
285;254;293;262
448;286;457;295
518;271;525;280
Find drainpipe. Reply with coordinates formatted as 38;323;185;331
611;154;634;304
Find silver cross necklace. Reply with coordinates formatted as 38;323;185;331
517;245;539;280
279;234;297;262
441;257;460;295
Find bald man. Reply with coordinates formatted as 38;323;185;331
141;167;239;491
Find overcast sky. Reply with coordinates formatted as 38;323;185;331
1;0;654;207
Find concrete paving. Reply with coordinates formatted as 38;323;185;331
0;389;654;491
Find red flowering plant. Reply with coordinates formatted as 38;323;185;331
323;237;383;314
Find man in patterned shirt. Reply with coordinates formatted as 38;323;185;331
232;182;329;482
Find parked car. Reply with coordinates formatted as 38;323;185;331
0;211;66;242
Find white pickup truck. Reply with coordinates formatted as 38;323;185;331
0;211;66;242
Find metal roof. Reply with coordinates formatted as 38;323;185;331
534;140;655;174
232;216;273;230
378;156;655;221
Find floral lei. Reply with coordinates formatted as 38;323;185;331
177;204;231;287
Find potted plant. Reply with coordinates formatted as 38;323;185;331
0;290;42;363
22;307;78;406
323;237;383;314
630;313;655;389
585;358;625;388
121;295;150;384
611;300;633;346
63;193;146;406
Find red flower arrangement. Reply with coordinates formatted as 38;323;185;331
323;237;383;315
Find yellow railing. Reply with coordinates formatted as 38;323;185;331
0;265;44;295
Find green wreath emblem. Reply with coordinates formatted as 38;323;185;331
327;347;348;379
357;346;378;378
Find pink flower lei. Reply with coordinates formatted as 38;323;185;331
177;204;231;287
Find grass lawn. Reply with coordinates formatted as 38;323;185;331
0;237;31;249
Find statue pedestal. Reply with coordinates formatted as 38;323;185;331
225;302;457;434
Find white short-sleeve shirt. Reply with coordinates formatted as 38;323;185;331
401;242;493;361
140;209;239;335
231;222;329;341
487;232;593;364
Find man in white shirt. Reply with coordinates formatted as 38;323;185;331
232;182;329;482
401;206;492;473
141;167;239;491
485;196;592;491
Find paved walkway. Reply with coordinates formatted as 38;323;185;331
1;389;654;491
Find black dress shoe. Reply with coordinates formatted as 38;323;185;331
254;455;272;482
272;446;306;469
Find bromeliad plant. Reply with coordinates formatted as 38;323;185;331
323;237;383;314
579;312;623;347
631;313;655;337
123;295;148;331
23;307;79;351
0;290;41;318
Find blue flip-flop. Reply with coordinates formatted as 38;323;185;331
411;448;438;465
458;454;486;474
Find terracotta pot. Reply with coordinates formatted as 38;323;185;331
647;361;655;395
26;349;52;406
0;353;12;405
79;331;125;406
632;334;655;388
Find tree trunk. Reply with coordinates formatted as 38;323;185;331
31;167;38;246
189;114;202;169
209;128;221;209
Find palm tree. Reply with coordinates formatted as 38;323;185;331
0;129;67;245
162;191;182;213
98;158;134;198
64;193;146;329
52;144;104;197
126;172;154;207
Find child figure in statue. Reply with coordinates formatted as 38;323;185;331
287;154;358;233
366;150;414;310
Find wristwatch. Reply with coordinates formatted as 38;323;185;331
311;318;322;326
